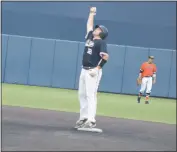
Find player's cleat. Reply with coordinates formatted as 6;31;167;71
82;120;96;128
145;101;149;104
137;96;141;103
74;118;88;129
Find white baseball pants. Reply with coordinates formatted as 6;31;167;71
78;68;102;122
140;77;153;94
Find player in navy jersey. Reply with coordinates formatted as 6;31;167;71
75;7;109;129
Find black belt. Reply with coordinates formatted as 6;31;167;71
82;66;95;70
144;76;152;77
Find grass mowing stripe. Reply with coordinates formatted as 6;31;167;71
2;83;176;124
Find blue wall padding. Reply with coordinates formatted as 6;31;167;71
2;34;176;98
28;38;55;86
74;42;85;90
99;45;126;93
122;46;149;95
149;48;173;97
168;51;176;98
51;40;79;89
4;36;31;84
2;35;9;82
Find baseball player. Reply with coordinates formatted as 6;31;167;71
75;7;109;129
137;56;157;104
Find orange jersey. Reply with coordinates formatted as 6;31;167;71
140;62;157;78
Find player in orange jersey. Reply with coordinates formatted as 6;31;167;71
137;56;157;104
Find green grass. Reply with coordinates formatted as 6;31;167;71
2;83;176;124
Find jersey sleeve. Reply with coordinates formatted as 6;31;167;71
85;31;93;40
99;40;108;57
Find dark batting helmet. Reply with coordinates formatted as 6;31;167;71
95;25;108;40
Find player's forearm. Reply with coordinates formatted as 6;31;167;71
97;55;109;69
104;54;109;60
153;77;156;81
153;73;156;81
138;73;142;79
87;12;95;32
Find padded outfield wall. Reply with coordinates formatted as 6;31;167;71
2;34;176;98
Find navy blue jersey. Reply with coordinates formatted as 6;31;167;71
82;31;108;67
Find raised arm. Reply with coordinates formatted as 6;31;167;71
87;7;96;34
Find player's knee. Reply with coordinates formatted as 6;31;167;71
139;92;143;95
146;89;151;93
140;89;145;94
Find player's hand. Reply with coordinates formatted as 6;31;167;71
88;68;98;77
137;78;142;86
90;7;96;15
152;79;156;84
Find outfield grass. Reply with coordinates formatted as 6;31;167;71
2;83;176;124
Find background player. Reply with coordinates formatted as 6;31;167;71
137;56;157;104
75;7;109;129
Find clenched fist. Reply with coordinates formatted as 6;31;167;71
90;7;96;15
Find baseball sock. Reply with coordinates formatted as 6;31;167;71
139;92;142;97
137;92;142;103
145;93;150;104
145;95;149;100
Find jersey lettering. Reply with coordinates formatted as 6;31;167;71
85;40;94;47
87;48;92;55
82;31;108;67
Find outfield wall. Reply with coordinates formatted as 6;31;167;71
2;34;176;98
